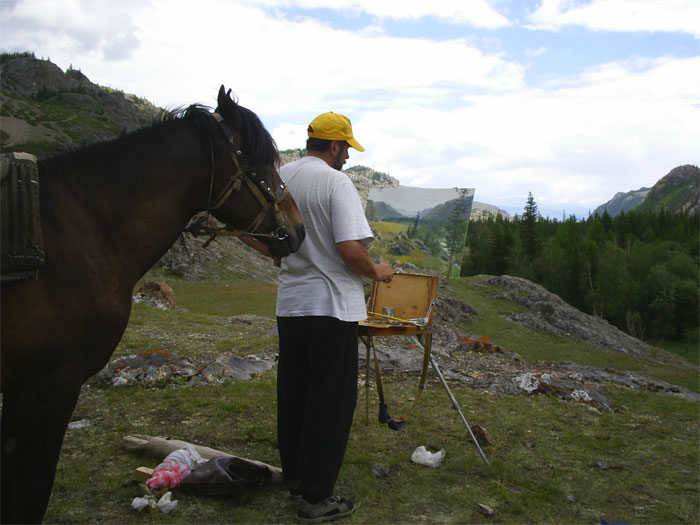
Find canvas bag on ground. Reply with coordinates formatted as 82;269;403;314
178;456;271;496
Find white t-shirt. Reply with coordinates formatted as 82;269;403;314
276;156;373;322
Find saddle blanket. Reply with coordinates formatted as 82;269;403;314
1;152;45;281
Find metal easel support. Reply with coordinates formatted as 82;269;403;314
430;354;489;466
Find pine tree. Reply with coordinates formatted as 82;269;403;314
407;212;420;237
520;192;542;262
445;190;470;277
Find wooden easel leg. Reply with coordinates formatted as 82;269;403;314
411;332;432;407
360;335;371;425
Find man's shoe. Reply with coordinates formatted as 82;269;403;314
296;496;355;523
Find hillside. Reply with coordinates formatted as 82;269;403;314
0;52;160;154
42;262;698;524
593;187;651;217
594;164;699;217
636;164;700;215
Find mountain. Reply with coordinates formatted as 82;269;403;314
593;187;651;217
470;201;511;220
0;52;160;155
594;164;699;217
636;164;700;215
422;196;474;223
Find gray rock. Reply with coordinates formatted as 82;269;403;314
487;275;652;356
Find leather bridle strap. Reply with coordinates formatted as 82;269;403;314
198;112;289;242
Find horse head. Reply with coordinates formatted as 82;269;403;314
207;85;304;257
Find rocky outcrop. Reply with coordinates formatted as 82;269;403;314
485;275;652;356
1;55;79;97
96;348;277;387
155;231;279;283
641;164;700;215
106;270;698;410
1;54;160;153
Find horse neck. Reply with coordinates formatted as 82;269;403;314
41;123;210;282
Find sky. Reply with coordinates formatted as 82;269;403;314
2;0;699;217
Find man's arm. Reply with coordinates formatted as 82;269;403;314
336;240;393;282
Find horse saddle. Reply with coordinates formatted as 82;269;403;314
1;152;45;281
178;455;271;496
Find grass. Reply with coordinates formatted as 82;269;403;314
373;221;408;237
657;339;700;366
46;373;699;524
450;276;700;393
41;274;700;523
158;280;279;318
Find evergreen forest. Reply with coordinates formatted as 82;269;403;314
457;193;699;345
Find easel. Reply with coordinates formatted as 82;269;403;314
359;273;489;465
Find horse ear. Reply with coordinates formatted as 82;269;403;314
216;85;242;128
217;85;227;106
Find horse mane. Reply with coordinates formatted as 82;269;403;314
232;104;280;167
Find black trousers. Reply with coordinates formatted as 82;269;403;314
276;316;359;503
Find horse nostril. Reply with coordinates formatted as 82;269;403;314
275;227;288;241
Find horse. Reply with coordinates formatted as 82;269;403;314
0;85;305;523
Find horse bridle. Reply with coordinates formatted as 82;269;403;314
187;112;290;245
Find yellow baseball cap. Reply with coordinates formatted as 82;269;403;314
307;112;365;152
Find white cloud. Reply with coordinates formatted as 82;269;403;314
1;0;697;215
2;0;145;61
1;0;522;111
250;0;511;28
350;55;700;213
527;0;700;37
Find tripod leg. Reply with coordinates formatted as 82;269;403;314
430;354;489;465
360;335;371;425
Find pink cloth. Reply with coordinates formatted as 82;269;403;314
146;461;192;489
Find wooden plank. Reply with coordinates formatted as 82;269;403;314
133;466;154;483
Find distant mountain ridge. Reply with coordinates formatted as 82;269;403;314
593;187;651;217
594;164;699;217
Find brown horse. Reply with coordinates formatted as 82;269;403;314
0;86;304;523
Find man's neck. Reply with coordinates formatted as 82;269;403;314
306;149;334;168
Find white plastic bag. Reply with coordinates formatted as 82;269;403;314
131;495;156;511
155;445;206;470
157;491;178;514
411;445;445;467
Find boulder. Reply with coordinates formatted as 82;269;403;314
135;280;175;308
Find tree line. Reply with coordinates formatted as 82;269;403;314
460;193;699;344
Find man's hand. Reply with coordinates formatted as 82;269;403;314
336;240;392;282
374;262;393;283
